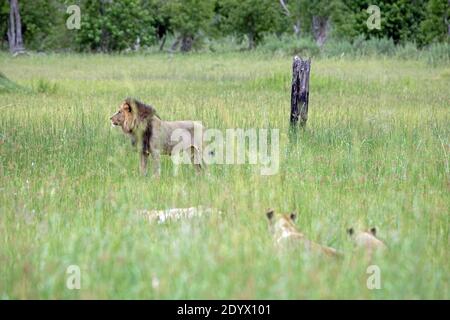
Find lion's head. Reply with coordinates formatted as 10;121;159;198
347;227;387;251
266;209;298;237
110;98;156;134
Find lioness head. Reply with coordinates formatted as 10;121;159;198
347;227;387;251
110;98;156;134
266;209;299;238
266;210;342;257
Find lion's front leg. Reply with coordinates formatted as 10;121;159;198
140;152;149;176
189;145;204;173
151;150;161;177
130;135;137;148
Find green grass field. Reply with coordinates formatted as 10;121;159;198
0;52;448;299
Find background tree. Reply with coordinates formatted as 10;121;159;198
20;0;63;51
2;0;65;52
219;0;283;49
165;0;215;52
339;0;426;44
309;0;337;46
420;0;449;45
279;0;309;38
278;0;349;45
76;0;155;52
142;0;174;51
7;0;25;54
1;2;8;49
1;0;449;53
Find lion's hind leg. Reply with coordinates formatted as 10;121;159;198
189;145;204;173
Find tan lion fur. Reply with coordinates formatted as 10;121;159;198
347;227;387;258
110;98;205;176
266;209;342;258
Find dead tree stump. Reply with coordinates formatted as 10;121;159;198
290;56;311;128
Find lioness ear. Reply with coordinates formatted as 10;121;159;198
290;212;297;222
370;227;377;236
347;228;354;236
266;209;274;220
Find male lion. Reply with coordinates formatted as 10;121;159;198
110;98;205;176
266;209;342;258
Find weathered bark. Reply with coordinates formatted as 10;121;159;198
99;29;111;52
170;35;194;52
290;56;311;128
159;34;167;51
279;0;290;16
170;36;181;52
312;16;329;47
180;35;193;52
7;0;25;55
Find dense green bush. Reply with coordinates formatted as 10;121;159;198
1;0;66;51
353;36;396;56
164;0;215;51
75;0;155;52
422;42;450;65
260;35;320;56
394;42;421;60
339;0;427;44
321;39;354;57
0;0;448;52
419;0;450;45
217;0;285;49
257;34;449;64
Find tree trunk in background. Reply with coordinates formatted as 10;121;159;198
170;36;181;52
98;0;111;52
180;35;193;52
159;35;167;51
312;16;329;47
279;0;301;38
294;19;301;38
248;32;254;50
7;0;25;55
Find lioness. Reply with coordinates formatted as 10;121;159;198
266;209;342;258
110;98;205;176
347;227;387;256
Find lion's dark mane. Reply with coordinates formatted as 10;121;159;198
125;97;160;120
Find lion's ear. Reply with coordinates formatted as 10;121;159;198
370;227;377;236
290;212;297;222
124;103;132;113
266;209;274;220
347;227;354;236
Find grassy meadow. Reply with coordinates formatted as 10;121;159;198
0;52;449;299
